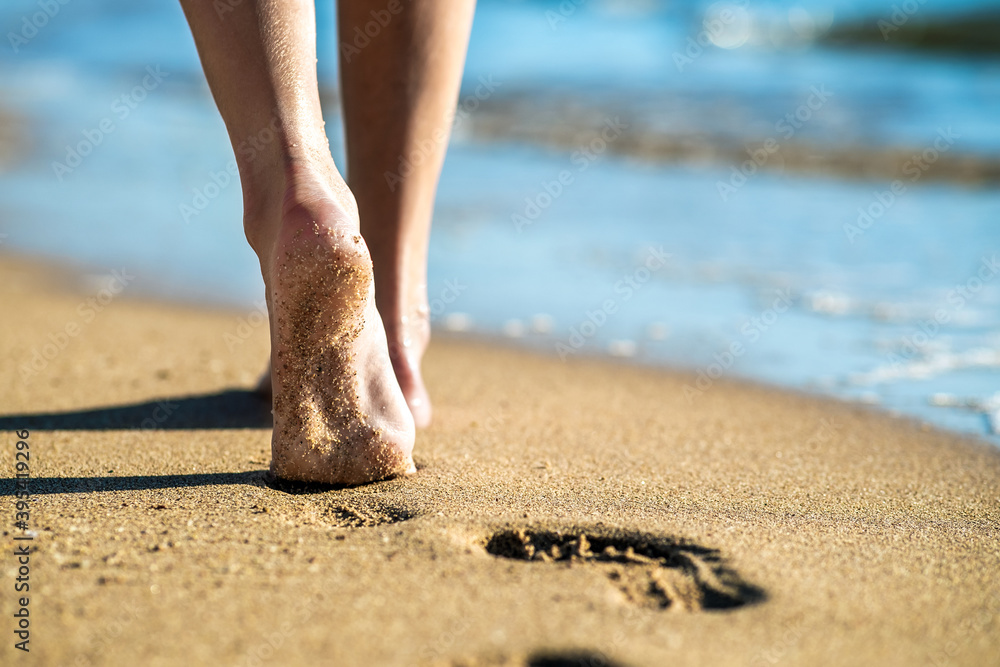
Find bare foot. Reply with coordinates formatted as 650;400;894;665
252;172;415;485
383;302;432;429
255;254;434;430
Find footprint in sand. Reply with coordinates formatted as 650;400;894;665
484;527;764;612
321;504;413;528
447;649;631;667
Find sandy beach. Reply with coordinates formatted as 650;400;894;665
1;252;998;666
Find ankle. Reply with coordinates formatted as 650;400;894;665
241;155;355;259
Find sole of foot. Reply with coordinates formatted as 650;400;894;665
256;297;435;430
263;201;415;486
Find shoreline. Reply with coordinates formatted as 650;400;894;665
440;327;1000;449
2;252;999;665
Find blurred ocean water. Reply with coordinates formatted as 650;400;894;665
1;0;998;441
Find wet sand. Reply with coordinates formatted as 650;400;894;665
1;253;998;666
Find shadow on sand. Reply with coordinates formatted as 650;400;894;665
1;389;278;496
0;389;271;431
1;471;269;496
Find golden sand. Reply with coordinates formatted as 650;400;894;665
0;254;998;666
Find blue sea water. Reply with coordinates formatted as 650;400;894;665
1;0;998;441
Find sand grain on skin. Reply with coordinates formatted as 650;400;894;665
269;223;408;483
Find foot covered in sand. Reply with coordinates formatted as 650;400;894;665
254;175;416;485
256;284;433;429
